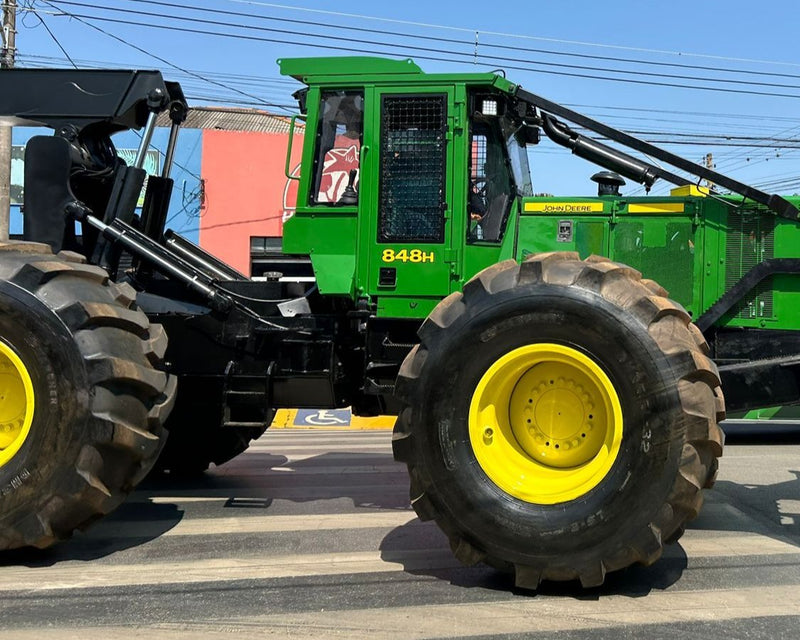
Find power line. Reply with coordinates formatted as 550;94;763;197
14;52;298;107
29;2;800;197
38;0;293;112
18;44;800;134
113;0;800;83
36;8;800;101
14;49;800;143
568;103;800;122
45;2;800;96
226;0;800;69
31;6;76;67
16;51;298;86
15;49;800;137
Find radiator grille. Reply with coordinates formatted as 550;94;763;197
725;205;775;319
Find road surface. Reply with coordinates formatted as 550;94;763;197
0;425;799;638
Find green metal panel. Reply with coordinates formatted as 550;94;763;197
279;56;513;93
723;206;775;322
363;87;456;309
612;218;696;310
280;56;800;335
284;214;358;296
279;57;422;81
462;205;518;284
733;405;800;420
771;198;800;331
517;218;573;256
515;198;611;262
576;222;606;258
699;198;727;316
516;196;702;312
683;195;800;331
377;296;442;319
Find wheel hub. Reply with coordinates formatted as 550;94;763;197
510;363;608;469
469;343;623;504
0;341;35;468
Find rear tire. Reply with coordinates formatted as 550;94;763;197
157;383;270;476
393;253;724;588
0;245;175;549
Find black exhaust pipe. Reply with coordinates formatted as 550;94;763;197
541;114;666;189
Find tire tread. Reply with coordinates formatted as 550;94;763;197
0;252;174;549
393;252;724;588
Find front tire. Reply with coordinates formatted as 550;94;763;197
393;253;724;588
0;245;176;549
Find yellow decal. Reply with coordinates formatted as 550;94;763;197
628;203;685;213
524;202;604;213
670;185;709;197
381;249;435;263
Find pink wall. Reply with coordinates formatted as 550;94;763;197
200;129;304;275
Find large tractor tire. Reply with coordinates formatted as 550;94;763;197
0;244;176;550
393;253;724;589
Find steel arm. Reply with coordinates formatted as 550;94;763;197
516;87;799;220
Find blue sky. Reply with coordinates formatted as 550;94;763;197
11;0;800;196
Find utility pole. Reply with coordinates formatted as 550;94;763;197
703;152;714;189
0;0;17;241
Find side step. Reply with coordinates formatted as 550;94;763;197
221;362;274;428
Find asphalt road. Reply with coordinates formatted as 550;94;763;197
0;424;799;639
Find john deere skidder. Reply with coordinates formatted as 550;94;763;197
0;57;798;588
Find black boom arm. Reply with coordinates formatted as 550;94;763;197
516;87;799;221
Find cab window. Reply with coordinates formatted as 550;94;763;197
310;90;363;205
468;121;512;243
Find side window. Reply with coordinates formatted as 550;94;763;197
378;95;447;243
468;132;488;239
468;123;511;243
311;90;363;205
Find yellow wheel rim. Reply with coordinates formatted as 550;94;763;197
469;343;623;504
0;340;35;469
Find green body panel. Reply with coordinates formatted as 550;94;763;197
280;57;800;333
734;405;800;420
515;194;800;330
279;56;424;80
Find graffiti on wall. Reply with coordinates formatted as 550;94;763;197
10;145;159;207
113;149;161;207
316;144;360;203
282;143;360;224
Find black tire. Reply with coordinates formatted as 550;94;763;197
156;382;271;476
392;252;725;589
0;244;176;550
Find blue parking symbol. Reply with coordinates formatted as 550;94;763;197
295;409;352;426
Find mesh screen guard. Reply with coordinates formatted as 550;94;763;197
378;95;447;243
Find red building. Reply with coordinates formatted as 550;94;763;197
163;107;305;275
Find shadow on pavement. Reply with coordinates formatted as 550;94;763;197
379;517;688;598
0;499;184;567
0;448;402;567
141;450;411;511
695;422;800;544
711;472;800;542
